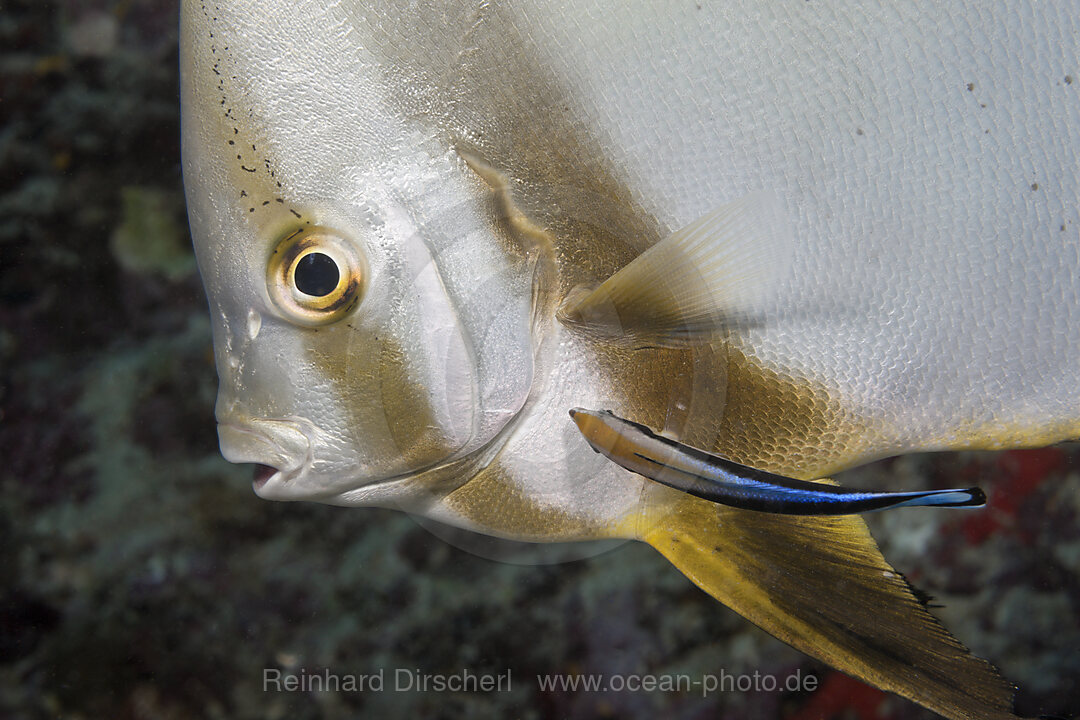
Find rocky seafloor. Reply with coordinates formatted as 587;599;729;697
2;2;1078;718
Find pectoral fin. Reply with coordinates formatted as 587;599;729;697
557;192;793;346
571;408;985;514
644;497;1022;720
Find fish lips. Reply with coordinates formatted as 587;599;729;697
217;420;312;499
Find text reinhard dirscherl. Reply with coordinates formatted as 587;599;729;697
264;668;512;694
262;667;819;698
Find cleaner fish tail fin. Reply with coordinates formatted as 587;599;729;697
641;495;1026;720
890;487;986;508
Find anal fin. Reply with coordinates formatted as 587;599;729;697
643;495;1024;720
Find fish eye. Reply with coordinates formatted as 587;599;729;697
266;227;367;326
294;252;340;297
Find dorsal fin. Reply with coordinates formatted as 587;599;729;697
557;192;794;346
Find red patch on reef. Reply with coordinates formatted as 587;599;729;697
959;448;1064;546
788;671;893;720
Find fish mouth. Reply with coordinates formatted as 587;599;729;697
217;416;497;505
253;464;277;489
217;420;312;496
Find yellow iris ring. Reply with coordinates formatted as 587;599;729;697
266;227;366;326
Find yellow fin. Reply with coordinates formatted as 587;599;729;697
643;495;1023;720
557;192;793;346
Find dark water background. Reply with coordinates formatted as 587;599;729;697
2;2;1078;718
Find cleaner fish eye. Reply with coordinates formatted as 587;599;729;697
266;227;367;326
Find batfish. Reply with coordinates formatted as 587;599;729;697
180;2;1080;717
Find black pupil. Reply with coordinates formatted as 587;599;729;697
294;253;340;297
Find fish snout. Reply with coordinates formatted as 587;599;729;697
217;418;313;497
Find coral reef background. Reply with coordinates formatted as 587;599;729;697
2;2;1077;718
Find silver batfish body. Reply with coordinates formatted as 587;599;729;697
181;2;1079;718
